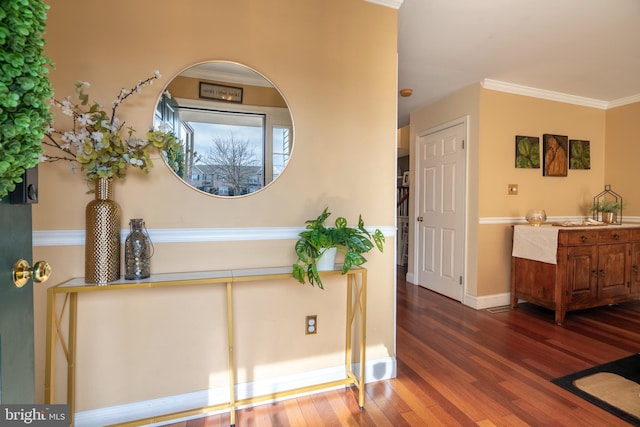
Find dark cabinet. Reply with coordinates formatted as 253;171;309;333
511;226;640;324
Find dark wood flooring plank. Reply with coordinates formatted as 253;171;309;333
166;269;640;426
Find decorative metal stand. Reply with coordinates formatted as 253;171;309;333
592;185;622;224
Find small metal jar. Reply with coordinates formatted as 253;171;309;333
124;218;152;280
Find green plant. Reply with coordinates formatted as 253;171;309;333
292;207;384;289
42;72;179;181
0;0;53;197
591;200;622;213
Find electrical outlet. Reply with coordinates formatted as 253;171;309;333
508;184;518;195
305;315;317;335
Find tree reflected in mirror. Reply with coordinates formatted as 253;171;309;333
203;133;261;196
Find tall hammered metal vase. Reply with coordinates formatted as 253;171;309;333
85;178;121;284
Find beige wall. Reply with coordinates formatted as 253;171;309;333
35;0;398;410
477;89;606;296
605;102;640;213
479;90;606;218
409;84;611;299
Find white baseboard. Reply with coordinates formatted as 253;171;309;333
463;292;511;310
405;271;415;283
74;356;396;427
402;278;511;311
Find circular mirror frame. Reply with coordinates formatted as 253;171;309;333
155;61;294;198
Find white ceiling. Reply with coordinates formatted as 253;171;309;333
397;0;640;128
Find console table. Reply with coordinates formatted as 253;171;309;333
511;224;640;324
44;266;367;426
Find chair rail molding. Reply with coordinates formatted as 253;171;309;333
479;216;640;225
33;226;397;246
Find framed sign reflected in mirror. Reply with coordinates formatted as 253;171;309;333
155;61;294;197
199;82;243;103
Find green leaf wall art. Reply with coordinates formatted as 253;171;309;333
569;139;591;169
515;135;540;168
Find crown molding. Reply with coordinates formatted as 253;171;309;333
607;93;640;109
365;0;403;9
481;79;610;109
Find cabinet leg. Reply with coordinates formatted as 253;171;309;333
511;294;519;308
555;310;565;325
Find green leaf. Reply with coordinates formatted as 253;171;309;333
292;264;306;284
517;137;531;155
571;141;583;157
335;216;347;228
373;229;385;252
0;0;52;197
516;156;533;168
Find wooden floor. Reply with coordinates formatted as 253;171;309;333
165;269;640;426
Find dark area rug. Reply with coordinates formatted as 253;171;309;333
552;354;640;425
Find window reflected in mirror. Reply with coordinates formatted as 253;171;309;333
155;62;293;197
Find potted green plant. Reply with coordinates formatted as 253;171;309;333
292;207;385;288
591;200;622;223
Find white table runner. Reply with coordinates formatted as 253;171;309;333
512;224;559;264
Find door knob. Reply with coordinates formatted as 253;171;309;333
12;259;51;288
417;216;424;222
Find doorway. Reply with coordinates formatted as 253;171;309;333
413;118;467;302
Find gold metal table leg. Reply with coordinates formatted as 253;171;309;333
226;281;236;427
44;288;56;403
358;270;367;409
44;289;78;424
346;273;353;383
68;293;78;424
346;270;366;410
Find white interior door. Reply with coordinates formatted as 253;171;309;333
415;120;466;301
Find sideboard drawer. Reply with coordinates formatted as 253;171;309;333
564;230;599;245
598;229;630;243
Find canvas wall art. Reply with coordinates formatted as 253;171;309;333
569;139;591;169
515;135;540;168
543;134;568;177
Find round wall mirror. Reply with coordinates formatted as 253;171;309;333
155;61;294;197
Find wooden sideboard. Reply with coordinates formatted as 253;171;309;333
44;267;367;426
511;224;640;324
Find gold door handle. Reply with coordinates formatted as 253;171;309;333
12;259;51;288
417;216;424;222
